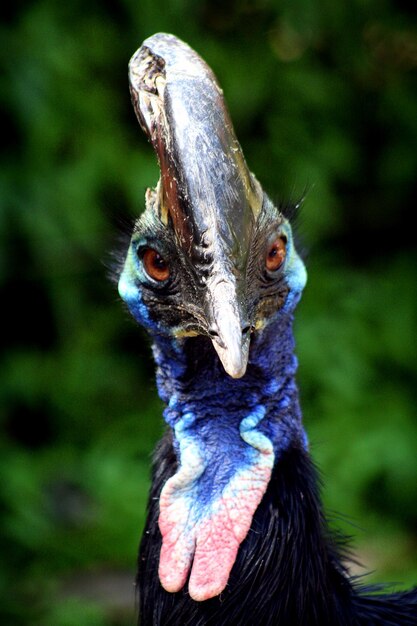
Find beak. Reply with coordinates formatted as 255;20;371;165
207;281;250;379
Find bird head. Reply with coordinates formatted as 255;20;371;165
119;33;307;379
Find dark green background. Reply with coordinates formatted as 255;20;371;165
1;1;416;624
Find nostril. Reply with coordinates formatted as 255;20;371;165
241;325;251;336
208;328;219;338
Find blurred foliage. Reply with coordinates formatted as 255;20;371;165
1;0;416;624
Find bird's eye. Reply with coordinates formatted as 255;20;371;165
266;236;286;272
142;248;170;282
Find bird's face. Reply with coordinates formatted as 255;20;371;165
119;193;306;378
118;34;306;378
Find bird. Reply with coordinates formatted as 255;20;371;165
117;33;417;626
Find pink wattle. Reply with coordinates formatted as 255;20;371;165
158;443;274;601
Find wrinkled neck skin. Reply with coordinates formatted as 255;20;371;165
151;307;307;602
154;312;305;458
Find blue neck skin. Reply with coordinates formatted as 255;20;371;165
150;302;308;599
152;309;307;473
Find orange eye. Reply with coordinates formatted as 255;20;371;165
266;236;286;272
142;248;170;282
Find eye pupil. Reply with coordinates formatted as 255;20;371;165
142;248;170;282
266;236;286;272
153;253;166;269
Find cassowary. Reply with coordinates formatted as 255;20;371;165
118;33;417;625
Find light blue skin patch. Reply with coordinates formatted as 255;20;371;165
279;220;307;313
118;244;154;329
118;248;187;392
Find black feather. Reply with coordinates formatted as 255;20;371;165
105;217;135;286
137;432;417;625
